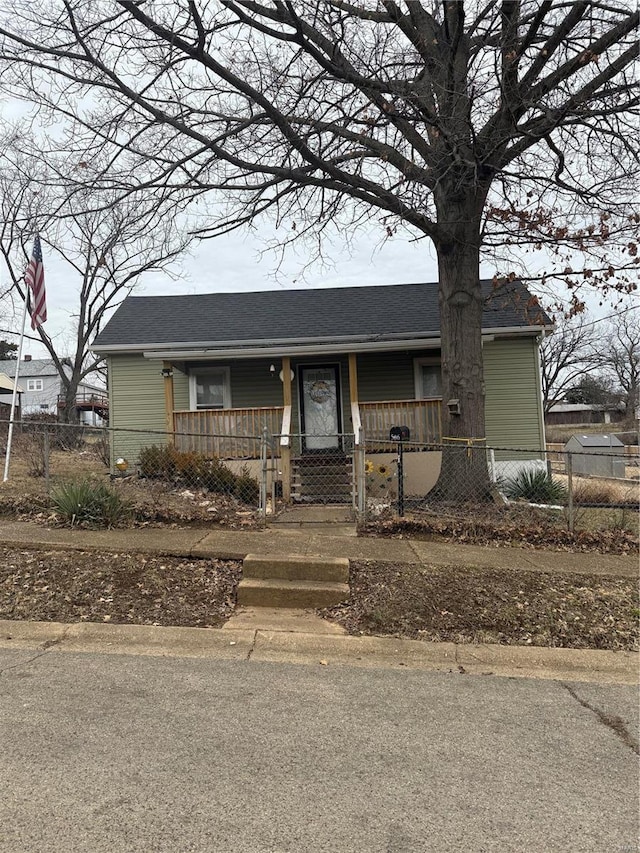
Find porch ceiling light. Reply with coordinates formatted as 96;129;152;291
269;364;276;377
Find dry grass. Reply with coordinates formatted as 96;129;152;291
0;444;260;528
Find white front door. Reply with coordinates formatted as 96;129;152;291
300;366;340;450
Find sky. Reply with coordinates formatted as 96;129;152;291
3;221;444;360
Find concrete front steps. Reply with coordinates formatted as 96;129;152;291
237;554;350;609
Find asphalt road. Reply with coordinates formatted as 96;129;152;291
1;648;638;853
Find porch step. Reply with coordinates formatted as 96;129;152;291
291;453;353;504
238;553;351;608
243;554;349;583
237;578;349;609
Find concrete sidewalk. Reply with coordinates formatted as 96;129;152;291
0;519;637;577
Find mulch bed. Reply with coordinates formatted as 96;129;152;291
322;561;639;652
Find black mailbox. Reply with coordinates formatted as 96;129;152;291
389;425;410;442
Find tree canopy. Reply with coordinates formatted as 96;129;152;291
0;1;638;490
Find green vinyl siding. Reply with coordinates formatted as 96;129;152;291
107;339;544;467
229;359;287;409
108;355;169;466
356;350;436;401
172;368;189;410
173;359;284;411
483;337;544;454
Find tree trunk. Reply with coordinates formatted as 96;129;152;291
431;211;491;502
60;377;81;426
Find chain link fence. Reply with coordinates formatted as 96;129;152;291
362;436;639;534
1;418;638;534
0;420;262;522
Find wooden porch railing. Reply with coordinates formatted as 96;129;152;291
173;406;284;458
359;399;442;448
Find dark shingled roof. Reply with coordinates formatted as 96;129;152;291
93;280;550;351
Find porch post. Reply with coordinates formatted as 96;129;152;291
348;353;358;413
162;361;175;443
281;356;292;501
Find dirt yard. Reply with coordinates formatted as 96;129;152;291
323;561;639;651
0;547;241;628
0;547;637;651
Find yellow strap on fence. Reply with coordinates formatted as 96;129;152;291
441;436;487;458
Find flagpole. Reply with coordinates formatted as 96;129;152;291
3;294;29;482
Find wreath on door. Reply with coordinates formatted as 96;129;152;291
309;379;332;403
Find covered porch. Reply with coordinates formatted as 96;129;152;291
162;353;443;503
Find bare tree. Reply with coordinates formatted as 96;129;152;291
0;151;193;422
0;2;638;493
539;313;602;414
599;311;640;418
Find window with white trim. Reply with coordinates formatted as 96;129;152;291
189;368;231;410
27;378;44;392
414;358;442;399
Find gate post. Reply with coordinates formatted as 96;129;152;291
259;428;268;526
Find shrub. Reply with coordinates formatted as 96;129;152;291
52;479;132;528
138;444;179;479
502;469;568;505
92;429;111;467
23;413;85;450
137;444;259;504
234;468;260;504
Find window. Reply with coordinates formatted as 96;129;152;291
189;368;231;410
27;378;43;392
414;358;442;399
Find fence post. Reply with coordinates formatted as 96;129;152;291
43;428;50;493
259;428;268;527
566;451;574;534
357;432;366;520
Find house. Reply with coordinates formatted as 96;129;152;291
545;402;625;427
0;356;107;425
0;372;23;425
92;280;552;503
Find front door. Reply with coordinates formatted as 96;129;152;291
300;365;341;451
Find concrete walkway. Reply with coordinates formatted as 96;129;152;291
0;519;637;577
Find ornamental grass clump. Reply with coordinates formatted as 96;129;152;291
502;469;568;505
52;479;132;528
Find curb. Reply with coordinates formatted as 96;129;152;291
1;619;637;685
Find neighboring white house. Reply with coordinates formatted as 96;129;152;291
0;356;106;424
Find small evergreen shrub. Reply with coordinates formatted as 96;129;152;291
502;469;568;505
234;468;260;504
138;444;179;479
52;479;132;528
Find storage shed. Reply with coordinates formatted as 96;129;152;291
564;434;626;478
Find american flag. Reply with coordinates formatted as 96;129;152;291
25;234;46;330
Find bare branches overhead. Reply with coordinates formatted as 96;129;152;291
0;0;637;471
